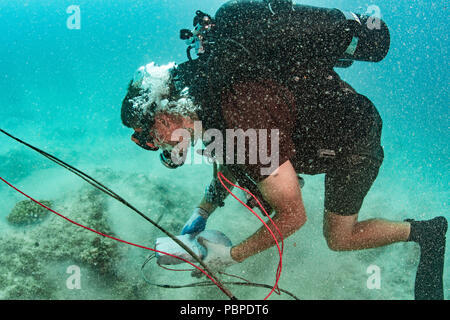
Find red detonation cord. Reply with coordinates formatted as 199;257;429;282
0;176;227;295
1;174;284;300
217;172;284;300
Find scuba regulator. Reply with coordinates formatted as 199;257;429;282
179;10;216;61
160;149;187;169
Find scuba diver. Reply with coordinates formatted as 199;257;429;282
121;0;447;299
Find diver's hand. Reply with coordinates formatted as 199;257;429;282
181;207;210;236
191;236;237;278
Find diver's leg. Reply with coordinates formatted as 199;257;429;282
323;159;448;300
322;92;447;299
324;212;447;300
322;142;397;251
323;211;410;251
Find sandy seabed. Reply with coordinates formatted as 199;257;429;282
0;135;447;300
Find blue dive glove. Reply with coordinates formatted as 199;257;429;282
181;207;210;236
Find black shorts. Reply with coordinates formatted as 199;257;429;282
324;145;384;215
324;97;384;216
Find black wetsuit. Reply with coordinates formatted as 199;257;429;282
193;0;384;215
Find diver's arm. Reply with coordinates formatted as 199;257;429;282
197;198;216;215
230;160;306;262
181;164;236;235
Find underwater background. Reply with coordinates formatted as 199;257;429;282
0;0;448;300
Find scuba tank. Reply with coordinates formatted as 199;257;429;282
180;0;390;71
162;0;391;170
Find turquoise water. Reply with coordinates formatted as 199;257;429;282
0;0;448;300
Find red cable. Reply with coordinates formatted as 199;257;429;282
217;171;284;300
1;173;284;300
0;176;230;297
217;172;283;298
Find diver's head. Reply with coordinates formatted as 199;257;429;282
121;62;200;166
